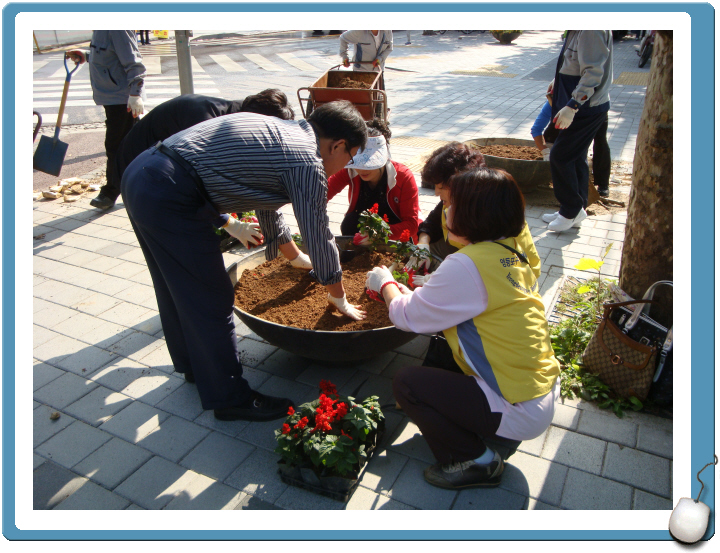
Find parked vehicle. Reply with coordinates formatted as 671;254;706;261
638;30;656;68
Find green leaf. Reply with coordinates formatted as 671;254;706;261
629;396;644;410
574;258;602;271
576;285;592;294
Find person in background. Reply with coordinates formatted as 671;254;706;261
120;101;367;422
327;118;420;243
339;30;393;96
365;167;560;490
116;90;295;182
542;30;613;231
66;31;146;210
138;30;150;45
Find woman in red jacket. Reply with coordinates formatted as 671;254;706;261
327;120;420;243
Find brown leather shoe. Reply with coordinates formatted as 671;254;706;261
214;391;295;422
423;451;504;489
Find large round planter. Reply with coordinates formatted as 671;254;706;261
464;137;551;194
492;32;521;44
226;237;434;364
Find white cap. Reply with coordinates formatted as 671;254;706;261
346;135;389;170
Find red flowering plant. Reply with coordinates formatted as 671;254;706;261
389;229;432;289
274;380;384;477
354;203;391;250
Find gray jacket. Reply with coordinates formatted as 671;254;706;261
86;30;146;105
339;30;393;71
559;30;613;109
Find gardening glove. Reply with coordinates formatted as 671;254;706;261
365;265;396;294
406;243;431;271
396;282;413;295
353;232;372;246
412;274;430;287
224;218;264;248
372;58;381;69
541;147;552;161
289;252;312;270
127;95;144;118
342;57;350;67
554;106;577;130
327;293;366;320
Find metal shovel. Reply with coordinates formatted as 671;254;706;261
33;56;80;176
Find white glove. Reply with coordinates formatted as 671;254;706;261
541;147;552;161
554;106;577;130
406;243;431;271
289;252;312;270
353;232;372;246
365;266;395;294
397;282;413;295
412;274;430;287
327;293;366;320
127;95;144;118
225;218;263;248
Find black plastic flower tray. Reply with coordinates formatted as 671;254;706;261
277;430;384;503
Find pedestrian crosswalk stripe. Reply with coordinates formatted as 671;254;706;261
32;90;222;108
209;54;247;72
144;56;162;75
50;64;88;79
191;56;206;73
33;87;221;99
34;113;67;125
276;52;317;71
244;53;286;71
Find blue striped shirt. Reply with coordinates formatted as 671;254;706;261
163;113;341;285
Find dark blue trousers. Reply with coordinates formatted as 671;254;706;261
549;110;609;219
120;148;252;410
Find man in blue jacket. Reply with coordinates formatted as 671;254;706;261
66;30;146;210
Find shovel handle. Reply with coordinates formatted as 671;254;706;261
55;56;80;138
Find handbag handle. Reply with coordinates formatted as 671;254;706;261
625;280;673;330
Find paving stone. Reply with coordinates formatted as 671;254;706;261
35;420;112;469
386;458;456;510
560;468;633;510
257;375;317;407
542;426;606;475
136;415;210;462
359;448;409;494
33;362;64;391
235;418;285;452
602;443;671;497
636;424;673;459
346;486;415;510
552;403;581;431
380;353;423;379
224;448;289;503
114;456;202;510
33;333;86;364
193;410;250;437
453;485;528;510
125;504;144;510
99;401;170;444
386;418;435;464
70;292;123;317
117;368;184;406
518;426;549;457
237;338;278;368
164;475;247;510
254;348;311;380
527;498;562;510
577;409;638;447
33;461;88;509
105;330;162;362
273;482;346;510
339;371;395;406
501;451;568;506
233;494;284;510
34;454;47;469
351;351;398;376
633;489;673;510
393;334;431;359
33;372;98;409
64;386;134;426
155;383;205;421
34;303;78;328
54;480;131;510
180;431;255;481
88;358;155;393
34;404;76;447
97;301;155;328
55;344;119;376
73;437;153;489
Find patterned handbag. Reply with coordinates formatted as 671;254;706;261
582;299;659;401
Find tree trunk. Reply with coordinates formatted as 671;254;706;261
619;31;673;326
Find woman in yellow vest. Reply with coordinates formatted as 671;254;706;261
366;167;560;489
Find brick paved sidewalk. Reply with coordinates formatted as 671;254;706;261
31;31;671;512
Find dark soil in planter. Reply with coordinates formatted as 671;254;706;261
234;249;400;331
477;144;543;161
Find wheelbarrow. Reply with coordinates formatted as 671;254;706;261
298;65;388;122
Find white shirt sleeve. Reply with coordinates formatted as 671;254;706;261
387;253;488;334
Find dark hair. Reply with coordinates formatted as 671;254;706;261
366;118;391;143
420;142;485;188
307;100;367;151
447;167;525;243
240;88;295;120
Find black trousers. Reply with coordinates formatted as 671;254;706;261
120;148;253;410
592;113;611;190
548;110;609;219
393;365;503;464
101;104;136;201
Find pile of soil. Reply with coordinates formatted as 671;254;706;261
335;77;372;89
477;144;543;161
234;250;398;331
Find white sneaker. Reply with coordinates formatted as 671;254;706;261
548;208;587;232
541;211;560;223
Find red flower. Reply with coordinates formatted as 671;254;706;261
369;203;379;214
334;402;348;421
293;433;298;439
287;406;295;416
341;430;353;440
399;229;411;243
231;213;238;219
320;379;338;396
294;416;309;430
281;424;291;434
382;214;389;223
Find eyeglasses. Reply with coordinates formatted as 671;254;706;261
344;143;355;166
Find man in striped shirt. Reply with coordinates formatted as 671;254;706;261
121;100;368;422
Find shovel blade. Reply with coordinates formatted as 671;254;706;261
33;135;69;176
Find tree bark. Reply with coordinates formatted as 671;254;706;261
619;31;673;326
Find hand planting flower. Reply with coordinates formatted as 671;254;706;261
356;203;391;250
239;211;264;248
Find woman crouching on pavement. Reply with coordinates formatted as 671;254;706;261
365;167;561;489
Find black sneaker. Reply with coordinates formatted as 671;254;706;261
214;391;295;422
90;193;116;210
423;451;504;489
598;187;610;197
